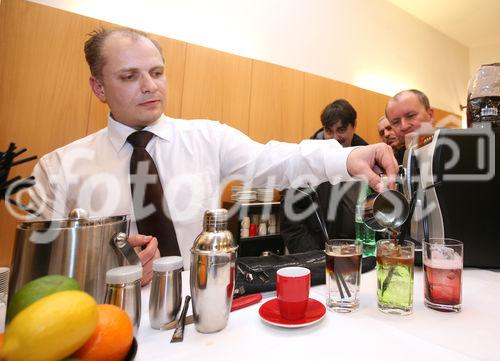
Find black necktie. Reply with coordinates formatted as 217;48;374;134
127;131;181;256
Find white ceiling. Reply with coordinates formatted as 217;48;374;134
386;0;500;48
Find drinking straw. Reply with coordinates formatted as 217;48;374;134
299;185;352;299
334;273;345;299
398;182;442;245
422;192;430;244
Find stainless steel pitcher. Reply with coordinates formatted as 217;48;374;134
361;189;410;232
190;209;238;333
9;212;140;302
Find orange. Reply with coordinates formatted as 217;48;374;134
72;304;133;361
0;332;4;350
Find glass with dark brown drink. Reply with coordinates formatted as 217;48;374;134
325;239;362;312
423;238;463;312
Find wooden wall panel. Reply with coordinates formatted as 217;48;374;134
345;84;387;145
157;36;187;120
86;89;109;134
433;108;461;128
303;73;347;139
0;0;98;155
249;61;304;143
181;44;251;133
0;0;101;266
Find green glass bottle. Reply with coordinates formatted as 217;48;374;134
355;182;376;257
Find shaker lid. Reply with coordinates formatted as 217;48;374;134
105;265;142;284
153;256;183;272
192;209;237;253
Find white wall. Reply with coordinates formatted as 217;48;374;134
30;0;470;114
470;44;500;75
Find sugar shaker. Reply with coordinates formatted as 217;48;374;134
190;209;238;333
104;265;142;334
149;256;183;329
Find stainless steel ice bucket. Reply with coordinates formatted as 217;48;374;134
9;214;138;302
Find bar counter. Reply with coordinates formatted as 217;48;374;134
136;268;500;361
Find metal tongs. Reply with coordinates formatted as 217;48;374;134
164;291;262;331
170;295;191;343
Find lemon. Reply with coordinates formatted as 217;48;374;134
7;275;80;322
0;290;98;361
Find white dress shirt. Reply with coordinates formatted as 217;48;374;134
30;114;353;269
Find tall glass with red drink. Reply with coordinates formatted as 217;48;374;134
423;238;463;312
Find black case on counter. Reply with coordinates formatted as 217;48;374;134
235;250;375;295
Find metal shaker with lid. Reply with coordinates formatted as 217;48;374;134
190;209;238;333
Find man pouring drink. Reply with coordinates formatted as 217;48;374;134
29;27;398;285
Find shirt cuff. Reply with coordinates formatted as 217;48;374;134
323;143;357;184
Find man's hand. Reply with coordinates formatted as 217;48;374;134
347;143;398;192
128;234;161;286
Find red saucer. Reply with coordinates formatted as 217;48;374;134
259;298;326;328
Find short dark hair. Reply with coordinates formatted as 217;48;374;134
390;89;431;110
320;99;357;128
84;27;164;79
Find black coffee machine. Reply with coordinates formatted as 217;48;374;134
403;126;499;268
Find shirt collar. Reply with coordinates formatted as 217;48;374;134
107;113;172;153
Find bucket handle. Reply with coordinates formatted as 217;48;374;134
110;232;141;265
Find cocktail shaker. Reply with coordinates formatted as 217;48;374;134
190;209;238;333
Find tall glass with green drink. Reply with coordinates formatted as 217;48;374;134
376;239;414;315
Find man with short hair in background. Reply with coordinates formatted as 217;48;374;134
312;99;368;147
377;116;401;152
385;89;434;163
281;99;368;253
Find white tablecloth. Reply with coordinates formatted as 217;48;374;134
136;268;500;361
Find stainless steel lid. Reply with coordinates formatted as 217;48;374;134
191;209;237;253
153;256;183;272
203;209;228;231
105;265;143;284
